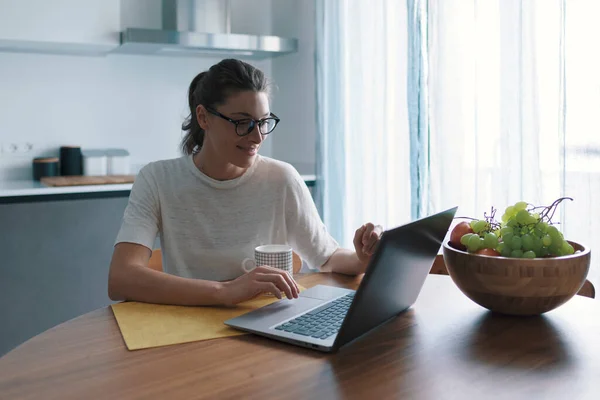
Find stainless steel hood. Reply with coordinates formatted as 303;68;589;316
114;0;298;59
116;28;297;58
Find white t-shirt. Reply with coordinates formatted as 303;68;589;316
115;154;339;281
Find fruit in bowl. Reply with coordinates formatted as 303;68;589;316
443;198;591;316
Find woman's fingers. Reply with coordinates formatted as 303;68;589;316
354;225;366;251
255;269;297;299
260;266;299;297
285;270;300;295
365;228;383;254
255;281;282;299
364;225;383;254
362;223;375;244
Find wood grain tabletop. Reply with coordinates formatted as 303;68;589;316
1;273;599;400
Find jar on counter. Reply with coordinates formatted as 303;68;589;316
32;157;59;181
82;150;108;176
106;149;130;175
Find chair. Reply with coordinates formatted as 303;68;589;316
429;254;596;299
147;249;303;274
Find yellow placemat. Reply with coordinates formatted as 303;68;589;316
111;287;306;351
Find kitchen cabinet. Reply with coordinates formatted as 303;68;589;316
0;193;129;357
0;0;121;55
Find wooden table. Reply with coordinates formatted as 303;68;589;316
1;273;599;400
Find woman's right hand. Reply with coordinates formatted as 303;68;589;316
219;266;300;305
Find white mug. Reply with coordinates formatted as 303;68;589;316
242;244;294;274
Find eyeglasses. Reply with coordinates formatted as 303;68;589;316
205;107;280;137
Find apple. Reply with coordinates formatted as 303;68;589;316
476;248;501;257
450;221;474;251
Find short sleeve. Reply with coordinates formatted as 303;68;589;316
285;168;339;270
114;166;160;250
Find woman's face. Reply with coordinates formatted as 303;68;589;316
197;90;270;169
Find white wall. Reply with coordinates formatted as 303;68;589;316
0;0;275;181
0;52;274;180
270;0;316;175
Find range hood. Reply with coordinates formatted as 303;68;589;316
114;0;298;59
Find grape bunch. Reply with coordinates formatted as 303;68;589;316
452;198;575;259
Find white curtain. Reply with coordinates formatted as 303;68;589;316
564;0;600;288
315;0;411;248
419;0;598;287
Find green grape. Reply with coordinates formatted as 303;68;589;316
525;216;538;225
503;232;514;246
500;227;513;237
514;201;528;211
467;235;483;252
521;234;533;251
483;232;498;249
532;237;543;252
537;221;549;232
532;212;540;221
515;209;530;224
501;213;510;223
505;205;516;216
523;250;536;259
510;235;522;250
542;235;552;247
520;227;529;235
470;220;478;231
547;225;560;240
548;241;562;256
460;233;474;246
472;220;488;234
506;219;518;228
532;228;543;238
497;242;505;252
562;241;575;255
501;246;512;257
534;248;544;258
511;249;524;258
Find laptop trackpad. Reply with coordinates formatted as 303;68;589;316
300;285;354;301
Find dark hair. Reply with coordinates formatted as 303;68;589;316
181;59;271;155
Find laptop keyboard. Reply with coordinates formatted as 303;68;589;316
274;292;355;340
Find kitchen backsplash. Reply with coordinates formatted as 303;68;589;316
0;51;273;181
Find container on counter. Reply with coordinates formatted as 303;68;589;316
106;149;130;175
82;150;108;176
32;157;59;181
59;146;83;176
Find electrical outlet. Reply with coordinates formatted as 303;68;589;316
1;143;18;154
17;142;34;153
1;142;34;155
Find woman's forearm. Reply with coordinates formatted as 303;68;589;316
108;263;224;306
320;248;367;276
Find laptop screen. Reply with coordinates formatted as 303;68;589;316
332;207;457;350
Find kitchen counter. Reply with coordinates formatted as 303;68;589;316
0;180;133;197
0;175;317;203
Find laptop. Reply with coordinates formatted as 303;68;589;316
225;207;457;352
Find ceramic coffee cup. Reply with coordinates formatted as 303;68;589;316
242;244;293;274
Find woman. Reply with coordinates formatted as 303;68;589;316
108;59;382;306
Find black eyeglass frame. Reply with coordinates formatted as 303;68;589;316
205;107;280;137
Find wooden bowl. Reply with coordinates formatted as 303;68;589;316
442;240;591;316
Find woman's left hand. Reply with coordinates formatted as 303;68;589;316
353;223;384;266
